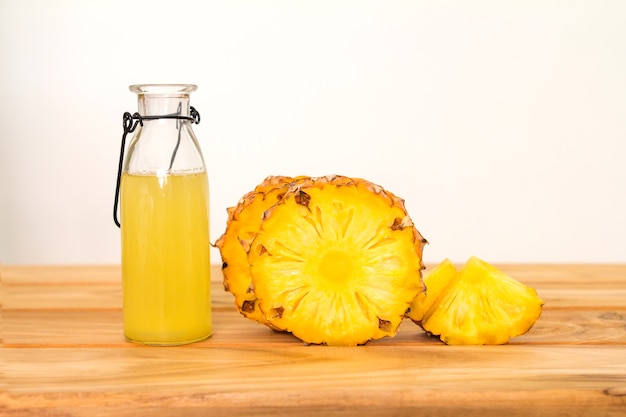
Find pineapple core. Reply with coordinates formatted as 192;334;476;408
319;250;353;285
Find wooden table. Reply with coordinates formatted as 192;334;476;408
2;264;626;416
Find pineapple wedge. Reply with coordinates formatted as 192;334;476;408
406;258;458;323
408;256;544;345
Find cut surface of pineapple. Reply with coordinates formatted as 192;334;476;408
248;175;426;346
410;256;544;345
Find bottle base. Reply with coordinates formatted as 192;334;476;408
125;332;212;346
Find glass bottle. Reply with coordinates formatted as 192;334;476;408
117;84;211;345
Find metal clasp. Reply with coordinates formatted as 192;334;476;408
112;107;200;228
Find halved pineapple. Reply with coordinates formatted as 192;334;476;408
246;175;427;346
215;176;304;325
408;257;544;345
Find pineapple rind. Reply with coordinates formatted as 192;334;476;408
216;176;304;324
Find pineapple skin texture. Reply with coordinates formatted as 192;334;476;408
409;257;544;345
217;175;427;346
216;176;306;326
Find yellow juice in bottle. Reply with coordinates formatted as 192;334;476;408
120;171;212;345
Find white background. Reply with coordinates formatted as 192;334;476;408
1;0;625;265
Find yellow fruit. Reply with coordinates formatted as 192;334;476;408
408;256;544;345
406;258;457;323
215;176;305;325
218;175;427;346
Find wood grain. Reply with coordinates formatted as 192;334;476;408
2;264;626;417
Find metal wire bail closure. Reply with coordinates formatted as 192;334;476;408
113;107;201;228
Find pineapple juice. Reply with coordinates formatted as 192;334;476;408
120;171;212;345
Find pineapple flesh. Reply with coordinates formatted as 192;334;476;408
218;175;427;346
406;258;458;323
408;256;544;345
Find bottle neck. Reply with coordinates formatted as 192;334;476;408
129;84;197;117
138;94;190;117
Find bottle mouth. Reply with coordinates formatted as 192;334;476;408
129;84;197;95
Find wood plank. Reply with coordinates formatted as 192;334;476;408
4;264;626;306
1;397;625;417
493;263;626;285
4;345;626;393
3;346;626;416
2;282;123;310
3;390;623;417
4;308;626;347
3;264;626;285
1;264;123;284
4;278;626;311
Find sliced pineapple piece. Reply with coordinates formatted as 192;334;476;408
247;175;426;346
411;256;544;345
406;258;457;323
216;176;305;325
